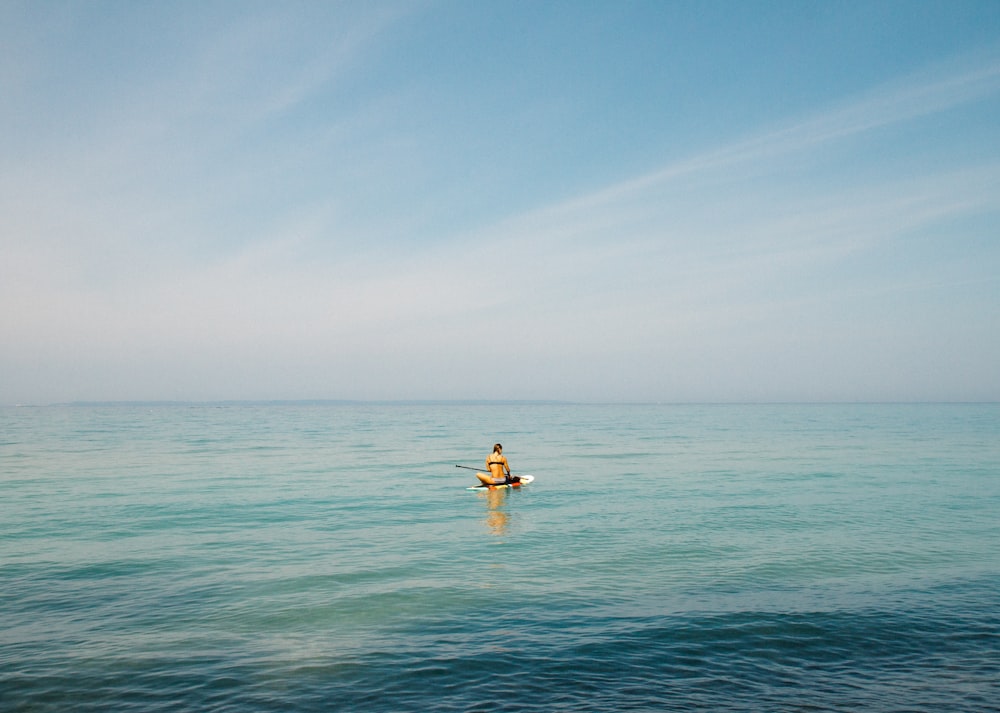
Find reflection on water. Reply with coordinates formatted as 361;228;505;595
480;488;510;535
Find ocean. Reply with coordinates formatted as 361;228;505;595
2;402;998;711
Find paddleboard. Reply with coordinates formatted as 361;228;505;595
466;474;534;491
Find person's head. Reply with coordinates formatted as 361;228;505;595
493;443;502;454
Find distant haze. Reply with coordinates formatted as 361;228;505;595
2;1;999;404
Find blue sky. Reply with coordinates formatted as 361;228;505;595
2;0;999;403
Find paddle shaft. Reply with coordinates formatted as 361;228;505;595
455;464;512;474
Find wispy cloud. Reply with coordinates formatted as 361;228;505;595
516;50;1000;236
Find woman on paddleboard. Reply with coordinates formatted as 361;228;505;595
476;444;519;487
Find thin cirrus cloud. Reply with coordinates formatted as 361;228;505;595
448;55;1000;303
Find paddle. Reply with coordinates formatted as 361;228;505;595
456;464;514;474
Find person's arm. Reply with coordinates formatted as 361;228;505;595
503;456;511;476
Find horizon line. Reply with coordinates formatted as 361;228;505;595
6;399;999;408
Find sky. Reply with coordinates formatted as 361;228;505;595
2;0;999;404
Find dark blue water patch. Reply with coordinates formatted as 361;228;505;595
290;606;999;712
4;598;997;712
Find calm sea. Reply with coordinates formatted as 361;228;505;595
2;403;998;712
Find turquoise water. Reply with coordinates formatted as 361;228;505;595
2;403;998;711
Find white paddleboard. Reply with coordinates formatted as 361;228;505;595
466;474;535;491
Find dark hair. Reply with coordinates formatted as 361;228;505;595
493;443;502;453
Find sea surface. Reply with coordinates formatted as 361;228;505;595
2;402;998;712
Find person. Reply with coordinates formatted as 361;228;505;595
476;443;520;487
